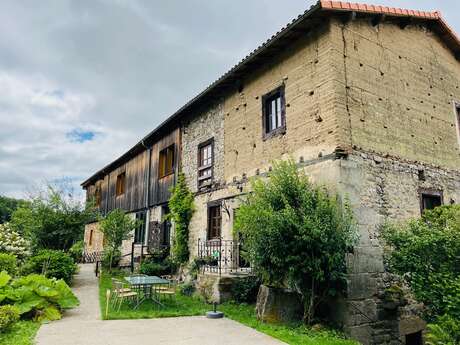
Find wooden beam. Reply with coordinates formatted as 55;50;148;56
371;14;385;27
398;17;412;29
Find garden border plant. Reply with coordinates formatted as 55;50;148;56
235;159;357;324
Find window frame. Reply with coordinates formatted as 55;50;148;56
197;138;214;189
207;201;222;241
262;85;286;140
454;101;460;148
134;211;147;244
115;172;126;197
419;188;443;214
158;144;175;179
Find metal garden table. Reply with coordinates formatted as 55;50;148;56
124;275;170;308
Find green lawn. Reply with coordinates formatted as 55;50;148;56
0;321;40;345
99;272;357;345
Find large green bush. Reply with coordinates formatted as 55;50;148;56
231;276;261;304
0;271;79;322
99;209;139;272
139;250;176;276
383;205;460;321
426;315;460;345
69;240;84;263
169;173;194;265
0;254;17;276
9;185;97;251
22;250;77;284
0;305;20;332
235;160;357;323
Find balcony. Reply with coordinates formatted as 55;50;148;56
197;238;251;276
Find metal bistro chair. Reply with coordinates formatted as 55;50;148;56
156;276;177;302
111;279;138;311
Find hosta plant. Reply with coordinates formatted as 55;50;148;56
0;271;79;322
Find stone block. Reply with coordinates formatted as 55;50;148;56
256;285;303;324
347;246;384;274
399;316;426;336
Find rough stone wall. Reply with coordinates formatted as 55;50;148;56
84;222;104;253
329;17;460;170
223;20;346;182
182;102;225;192
337;150;460;344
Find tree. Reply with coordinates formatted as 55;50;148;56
0;196;27;224
168;173;194;265
235;159;357;324
99;209;138;272
9;184;96;251
383;205;460;321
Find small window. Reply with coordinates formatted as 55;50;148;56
455;103;460;145
405;331;423;345
89;230;93;246
134;211;146;244
262;86;286;138
116;172;125;197
420;189;443;213
198;139;213;188
207;204;222;240
159;145;175;178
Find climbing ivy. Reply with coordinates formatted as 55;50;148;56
169;173;194;265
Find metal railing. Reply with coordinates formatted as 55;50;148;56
197;238;251;276
82;250;103;263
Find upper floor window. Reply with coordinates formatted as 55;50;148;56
116;172;125;197
198;139;213;188
262;86;286;138
159;144;175;178
420;189;443;214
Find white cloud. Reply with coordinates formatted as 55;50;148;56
0;0;458;199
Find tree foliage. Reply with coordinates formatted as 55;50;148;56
99;209;138;271
169;173;194;265
9;185;96;252
0;196;26;224
383;205;460;344
382;205;460;321
235;159;357;323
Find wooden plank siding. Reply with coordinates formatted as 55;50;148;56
85;127;180;214
149;127;181;206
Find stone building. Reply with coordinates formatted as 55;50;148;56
82;1;460;344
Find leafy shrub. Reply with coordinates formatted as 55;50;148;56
139;254;176;276
179;283;195;296
383;205;460;321
232;276;261;303
426;315;460;345
169;173;194;265
22;250;77;284
0;271;79;322
0;223;29;260
101;249;121;270
0;254;17;276
235;159;357;323
69;241;84;263
0;305;20;332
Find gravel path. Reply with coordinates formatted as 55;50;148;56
35;264;285;345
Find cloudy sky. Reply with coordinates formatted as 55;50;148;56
0;0;459;199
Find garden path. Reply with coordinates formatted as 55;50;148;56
35;264;286;345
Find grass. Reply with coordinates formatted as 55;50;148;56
99;271;358;345
0;321;40;345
